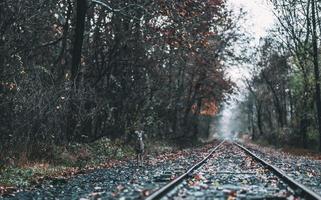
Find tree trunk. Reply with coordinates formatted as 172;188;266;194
66;0;87;140
248;101;255;140
301;75;310;148
71;0;87;83
256;102;264;136
311;0;321;152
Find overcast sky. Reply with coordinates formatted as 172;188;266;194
225;0;276;85
227;0;275;40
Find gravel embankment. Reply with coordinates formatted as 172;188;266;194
243;142;321;196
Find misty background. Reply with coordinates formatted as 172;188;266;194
212;0;275;139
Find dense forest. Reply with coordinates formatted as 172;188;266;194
240;0;321;151
0;0;244;161
2;1;321;198
2;0;321;165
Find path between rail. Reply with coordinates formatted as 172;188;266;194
1;139;321;199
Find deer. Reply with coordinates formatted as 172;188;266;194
134;130;145;167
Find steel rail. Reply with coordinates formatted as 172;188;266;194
234;142;321;200
145;140;225;200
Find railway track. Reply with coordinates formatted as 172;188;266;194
146;140;321;200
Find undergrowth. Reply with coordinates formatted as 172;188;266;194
0;135;205;192
0;137;135;189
